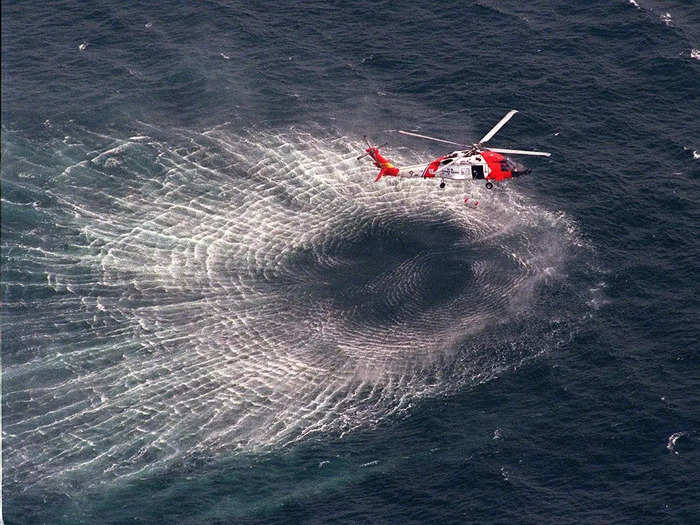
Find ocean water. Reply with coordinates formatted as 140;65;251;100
2;1;699;523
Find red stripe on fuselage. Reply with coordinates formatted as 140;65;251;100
422;156;446;178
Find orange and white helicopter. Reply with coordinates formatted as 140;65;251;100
358;110;550;189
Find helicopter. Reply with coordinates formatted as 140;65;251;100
358;110;550;190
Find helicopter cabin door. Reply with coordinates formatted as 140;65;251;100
471;165;485;179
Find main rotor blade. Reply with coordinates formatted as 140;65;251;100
397;130;467;148
489;147;551;157
479;109;518;144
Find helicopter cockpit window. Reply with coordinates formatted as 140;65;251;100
441;158;453;165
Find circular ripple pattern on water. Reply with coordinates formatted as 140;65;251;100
3;123;585;488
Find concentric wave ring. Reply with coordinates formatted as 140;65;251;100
2;123;583;489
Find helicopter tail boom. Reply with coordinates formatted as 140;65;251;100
366;147;399;181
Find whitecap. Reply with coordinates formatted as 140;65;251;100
666;431;688;454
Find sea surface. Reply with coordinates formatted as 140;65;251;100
2;1;699;523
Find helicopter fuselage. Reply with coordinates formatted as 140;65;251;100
416;149;530;182
361;110;549;188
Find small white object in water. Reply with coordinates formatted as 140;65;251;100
693;151;700;160
691;49;700;61
666;431;687;454
78;41;88;51
145;22;152;28
220;52;230;60
661;12;672;26
628;0;639;7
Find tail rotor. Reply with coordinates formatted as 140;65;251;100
357;137;399;181
356;136;387;160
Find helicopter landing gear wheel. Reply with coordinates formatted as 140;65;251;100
485;182;493;190
439;179;445;189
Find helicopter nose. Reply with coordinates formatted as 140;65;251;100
511;160;530;177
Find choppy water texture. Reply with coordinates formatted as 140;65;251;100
2;1;699;524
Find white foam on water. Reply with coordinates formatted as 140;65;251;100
3;124;589;491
